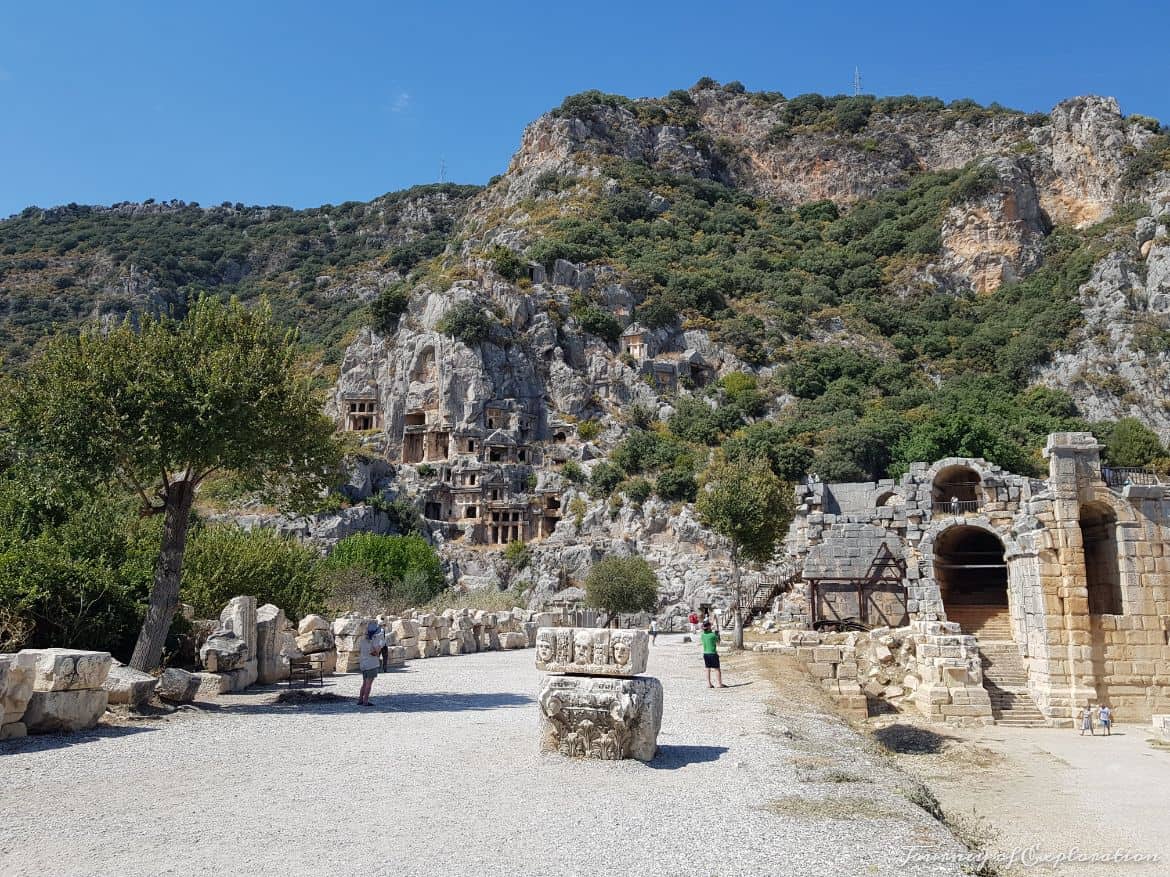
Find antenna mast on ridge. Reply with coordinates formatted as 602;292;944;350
853;67;862;96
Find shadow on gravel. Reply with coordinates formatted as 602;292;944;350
208;690;535;717
873;723;958;754
648;744;729;769
0;723;157;756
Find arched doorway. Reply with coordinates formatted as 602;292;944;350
935;525;1010;639
1080;502;1122;614
931;465;982;514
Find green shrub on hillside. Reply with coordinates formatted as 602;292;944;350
321;533;445;608
436;301;494;345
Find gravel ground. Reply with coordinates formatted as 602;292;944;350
886;719;1170;876
1;636;970;877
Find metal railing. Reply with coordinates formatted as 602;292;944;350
932;499;981;514
1101;467;1159;488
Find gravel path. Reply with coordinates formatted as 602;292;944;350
1;636;970;876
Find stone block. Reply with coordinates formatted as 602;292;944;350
538;675;663;762
296;628;334;655
0;652;36;724
331;614;366;637
23;689;108;734
306;650;337;674
499;631;528;650
298;614;329;634
1;722;26;740
190;671;231;699
157;668;200;703
256;604;289;684
103;660;157;707
199;631;248;673
219;596;257;656
385;646;406;667
24;648;111;692
808;662;836;679
534;628;648;677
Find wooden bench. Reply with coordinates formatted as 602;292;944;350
287;656;324;688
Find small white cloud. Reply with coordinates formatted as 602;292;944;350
389;91;411;113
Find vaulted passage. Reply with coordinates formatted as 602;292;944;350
936;525;1010;639
1081;502;1122;614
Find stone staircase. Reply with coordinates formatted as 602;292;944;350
945;604;1013;640
978;641;1048;727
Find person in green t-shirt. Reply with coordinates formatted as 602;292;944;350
700;621;725;688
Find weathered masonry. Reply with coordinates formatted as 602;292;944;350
777;433;1170;725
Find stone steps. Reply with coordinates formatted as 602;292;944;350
975;637;1048;727
945;604;1012;639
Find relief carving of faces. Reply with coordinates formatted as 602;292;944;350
573;630;592;665
612;633;634;667
535;632;555;664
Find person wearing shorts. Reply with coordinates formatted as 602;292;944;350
1099;704;1112;735
701;621;725;688
356;620;385;707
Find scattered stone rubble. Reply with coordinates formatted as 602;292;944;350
536;627;661;761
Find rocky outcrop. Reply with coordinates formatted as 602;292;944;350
939;157;1048;293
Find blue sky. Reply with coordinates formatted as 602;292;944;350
1;1;1165;218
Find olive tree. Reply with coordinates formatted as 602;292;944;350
4;296;341;670
695;455;794;649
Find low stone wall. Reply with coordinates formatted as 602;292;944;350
751;621;993;727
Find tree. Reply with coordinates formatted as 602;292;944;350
695;455;794;649
3;296;341;670
1098;417;1166;468
585;555;659;623
370;283;410;334
436;301;494;345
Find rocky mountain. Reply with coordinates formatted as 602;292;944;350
5;81;1170;611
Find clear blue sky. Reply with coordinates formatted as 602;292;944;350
1;1;1165;218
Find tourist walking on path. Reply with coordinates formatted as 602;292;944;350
649;618;658;645
1080;705;1095;736
357;620;385;706
688;610;699;635
701;621;725;688
1099;704;1112;735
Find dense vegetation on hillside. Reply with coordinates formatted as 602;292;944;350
0;183;479;363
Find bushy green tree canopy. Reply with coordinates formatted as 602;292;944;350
585;555;659;617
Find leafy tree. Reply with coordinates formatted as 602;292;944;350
724;423;813;481
696;455;795;648
370;283;410;334
3;296;340;670
1098;417;1166;468
668;398;721;445
321;533;445;609
503;539;531;571
622;478;653;504
577;420;601;441
181;525;324;620
436;301;494;345
585;555;659;622
891;413;1034;477
576;306;622;343
561;460;586;484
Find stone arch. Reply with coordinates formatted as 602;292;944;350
919;516;1022;638
1080;500;1122;615
930;463;984;513
876;490;900;508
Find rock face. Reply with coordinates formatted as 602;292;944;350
103;660;157;707
22;689;109;734
537;675;662;761
534;627;648;676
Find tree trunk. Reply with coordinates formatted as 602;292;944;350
129;478;196;671
730;544;745;650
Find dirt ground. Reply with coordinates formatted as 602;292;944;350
873;714;1170;876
